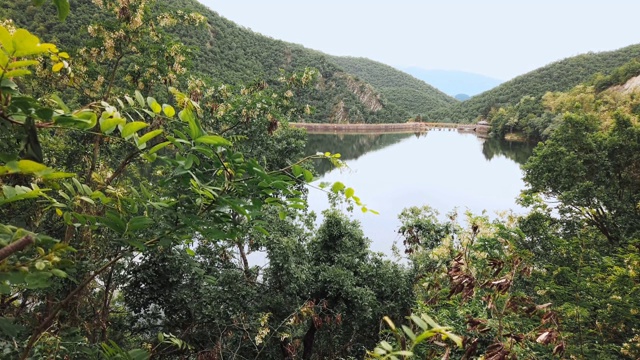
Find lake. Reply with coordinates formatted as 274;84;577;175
305;129;534;256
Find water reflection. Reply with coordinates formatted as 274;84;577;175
305;131;535;256
306;132;422;176
307;131;535;175
482;137;534;165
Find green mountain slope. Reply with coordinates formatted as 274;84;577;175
327;56;458;121
450;44;640;122
1;0;456;124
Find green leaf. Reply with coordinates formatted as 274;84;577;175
124;95;135;106
345;187;355;198
254;226;269;236
102;211;126;234
185;248;195;256
49;94;69;113
303;169;314;182
0;26;13;54
179;109;202;139
2;69;30;78
292;164;303;177
11;29;43;57
383;316;396;331
192;145;215;158
331;181;345;193
52;62;64;72
0;78;18;91
0;185;44;205
52;0;71;21
443;331;463;348
79;196;95;205
421;314;439;329
194;135;232;147
127;216;153;232
16;159;47;174
410;314;429;330
137;129;163;146
8;60;39;69
401;325;416;341
121;121;148;139
379;341;393;352
178;108;191;122
54;110;97;130
149;141;171;154
0;161;72;180
0;52;7;72
24;271;53;289
134;90;145;107
146;97;161;114
414;330;437;344
50;269;67;278
100;117;125;134
162;104;176;117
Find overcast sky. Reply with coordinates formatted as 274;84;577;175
198;0;640;80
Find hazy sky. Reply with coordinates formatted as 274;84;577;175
198;0;640;80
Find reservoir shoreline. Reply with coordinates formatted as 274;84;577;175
290;122;487;135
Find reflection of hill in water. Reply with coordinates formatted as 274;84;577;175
306;131;535;177
481;138;534;165
306;132;421;176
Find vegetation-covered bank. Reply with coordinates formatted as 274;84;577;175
1;1;639;359
450;44;640;123
485;58;640;142
0;0;457;125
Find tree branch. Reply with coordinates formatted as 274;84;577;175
20;252;128;360
0;235;34;261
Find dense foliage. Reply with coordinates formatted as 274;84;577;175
485;57;640;142
328;56;457;120
450;44;640;123
2;1;640;359
0;3;381;359
0;0;456;125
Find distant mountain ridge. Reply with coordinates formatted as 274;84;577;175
403;68;503;97
327;56;458;120
0;0;457;124
4;1;640;125
448;44;640;122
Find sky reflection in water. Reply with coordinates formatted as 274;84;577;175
306;130;533;256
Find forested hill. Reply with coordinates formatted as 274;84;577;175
0;0;456;124
327;56;458;121
449;44;640;122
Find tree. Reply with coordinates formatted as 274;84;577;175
401;208;562;358
0;20;349;358
520;109;640;358
523;112;640;244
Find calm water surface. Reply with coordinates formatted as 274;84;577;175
305;130;534;255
